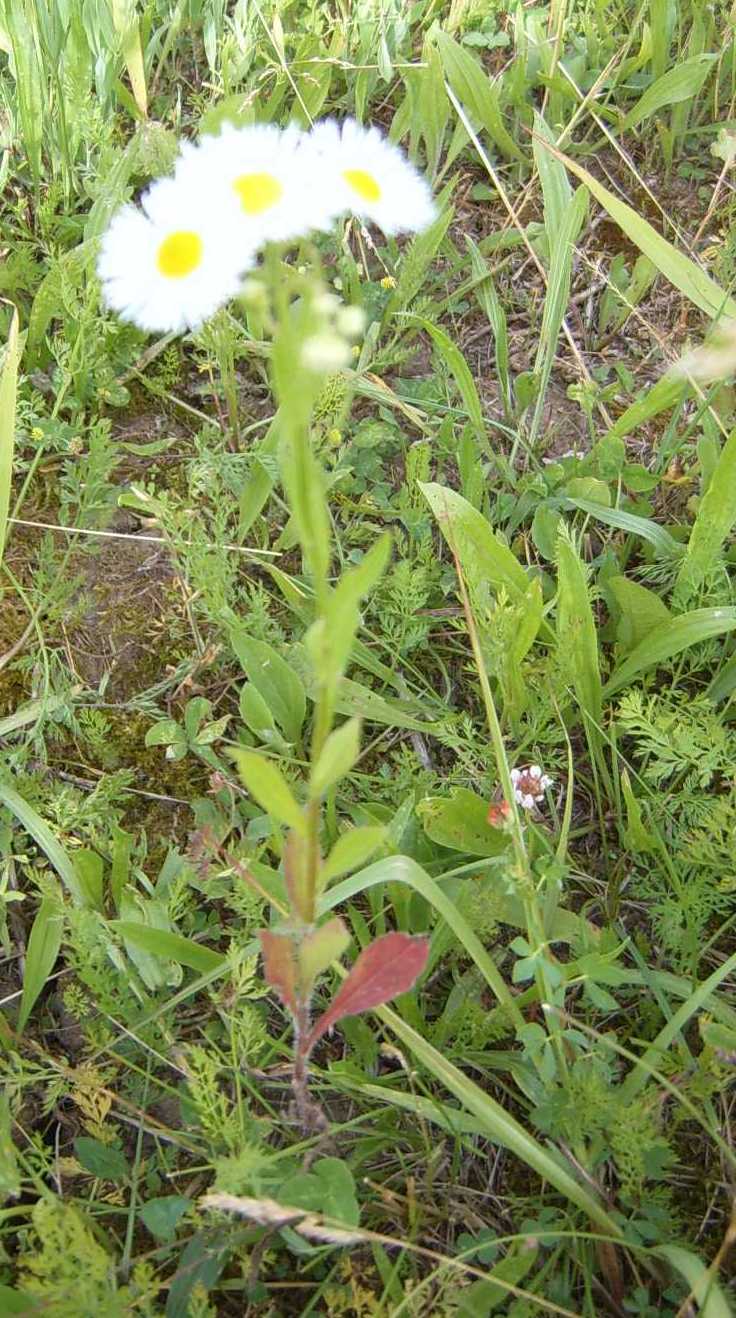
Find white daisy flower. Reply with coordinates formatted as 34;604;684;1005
97;176;250;334
302;118;437;235
174;123;333;245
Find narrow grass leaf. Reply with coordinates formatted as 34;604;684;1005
435;30;525;162
17;895;63;1032
603;607;736;697
565;496;681;558
377;1004;622;1235
0;306;20;566
533;111;572;243
556;529;603;739
674;425;736;602
538;141;736;320
653;1244;732;1318
109;923;225;974
409;317;488;455
530;186;587;440
0;780;87;905
466;237;512;419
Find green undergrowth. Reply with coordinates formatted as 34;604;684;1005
1;1;736;1314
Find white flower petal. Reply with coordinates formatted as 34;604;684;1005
302;118;437;235
97;179;251;334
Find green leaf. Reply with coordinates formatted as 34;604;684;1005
109;923;225;974
387;202;453;316
140;1196;191;1243
435;29;525;162
542;142;736;320
530;185;587;440
608;575;671;652
0;780;87;905
321;825;386;885
310;718;361;797
556;529;602;735
653;1244;732;1318
298;917;351;990
230;631;306;745
675;425;736;602
313;1157;360;1227
0;307;19;567
622;55;716;131
0;1287;38;1313
603;607;736;697
420;482;532;605
17;895;63;1032
0;1095;20;1201
233;749;304;831
533;111;572;250
418;788;509;857
601;370;687;443
74;1137;130;1183
166;1229;230;1318
410;317;489;455
239;682;286;748
467;237;512;418
566;496;681;558
74;849;104;911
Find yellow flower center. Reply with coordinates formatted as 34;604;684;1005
233;172;283;214
343;168;381;202
156;230;203;279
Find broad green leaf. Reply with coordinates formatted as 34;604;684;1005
541;141;736;320
238;420;279;536
387;201;453;316
74;849;104;911
410;317;488;454
118;894;181;991
418;788;509;857
74;1136;130;1183
140;1196;191;1244
0;780;87;905
310;718;361;797
320;826;386;885
233;749;304;831
17;895;63;1032
239;682;286;748
420;482;532;603
0;306;19;567
230;631;306;745
603;607;736;697
109;923;225;974
675;425;736;602
316;534;392;690
622;55;716;131
608;575;671;652
435;30;525;162
298;917;350;989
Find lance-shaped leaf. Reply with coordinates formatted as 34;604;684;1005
234;750;304;832
259;929;298;1015
307;932;429;1051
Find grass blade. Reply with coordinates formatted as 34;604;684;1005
603;607;736;697
0;306;20;566
376;1002;623;1235
17;894;63;1032
537;140;736;320
621;55;716;132
0;779;86;905
674;425;736;603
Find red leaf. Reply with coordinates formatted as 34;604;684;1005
259;928;298;1016
307;932;429;1052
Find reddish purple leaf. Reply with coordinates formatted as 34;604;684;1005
259;928;298;1016
307;932;429;1052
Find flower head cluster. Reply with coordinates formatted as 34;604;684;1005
98;118;436;334
511;765;553;812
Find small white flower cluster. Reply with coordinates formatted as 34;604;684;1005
98;119;437;335
510;764;553;811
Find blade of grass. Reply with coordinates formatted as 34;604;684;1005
0;306;20;566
